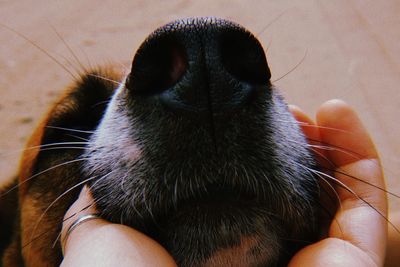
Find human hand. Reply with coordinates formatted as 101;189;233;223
60;186;177;267
288;99;387;267
60;99;390;267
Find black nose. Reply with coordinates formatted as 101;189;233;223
126;17;271;113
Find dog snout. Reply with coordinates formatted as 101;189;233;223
126;18;271;114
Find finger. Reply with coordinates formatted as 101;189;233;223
289;105;338;232
317;99;387;265
316;100;386;207
289;104;333;169
61;220;177;267
289;104;317;137
62;186;98;231
60;187;177;266
289;237;379;267
61;186;104;253
316;99;378;166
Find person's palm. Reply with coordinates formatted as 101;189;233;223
62;100;388;267
288;100;387;267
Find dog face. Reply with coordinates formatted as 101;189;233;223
2;18;319;267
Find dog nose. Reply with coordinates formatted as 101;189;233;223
126;18;271;113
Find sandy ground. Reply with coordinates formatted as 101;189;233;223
1;0;399;214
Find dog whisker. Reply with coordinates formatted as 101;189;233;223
271;49;307;83
0;157;88;198
25;175;98;260
306;138;364;157
277;119;354;135
36;146;87;152
256;9;289;38
304;145;400;198
87;171;115;193
120;164;137;196
64;134;90;142
90;99;112;109
0;141;88;156
0;23;79;80
87;73;123;86
45;126;95;134
328;168;400;198
48;22;87;73
51;201;96;249
142;184;157;224
307;143;364;161
305;167;399;233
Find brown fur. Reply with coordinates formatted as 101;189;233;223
1;68;122;266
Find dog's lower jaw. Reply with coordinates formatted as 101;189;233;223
84;82;319;266
155;205;284;267
201;236;278;267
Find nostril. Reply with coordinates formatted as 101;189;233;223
126;37;187;96
220;31;271;85
126;18;273;113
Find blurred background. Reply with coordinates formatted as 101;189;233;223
0;0;399;214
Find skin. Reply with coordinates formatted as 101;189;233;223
60;186;177;267
61;99;389;267
288;99;387;267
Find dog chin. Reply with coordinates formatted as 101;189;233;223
156;203;282;267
